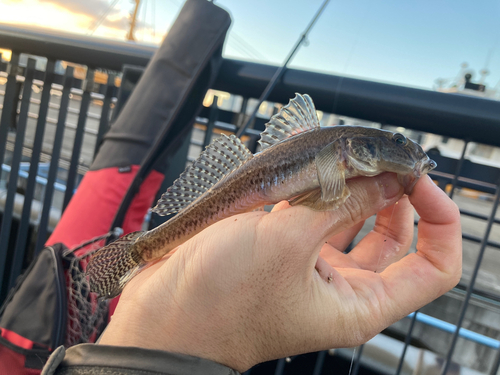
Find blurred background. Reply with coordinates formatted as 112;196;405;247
1;0;499;93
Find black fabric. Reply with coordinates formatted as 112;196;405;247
90;0;231;173
0;244;67;348
45;344;240;375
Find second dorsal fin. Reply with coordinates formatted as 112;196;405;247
258;93;320;151
152;134;253;216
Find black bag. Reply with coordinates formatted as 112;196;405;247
0;244;108;374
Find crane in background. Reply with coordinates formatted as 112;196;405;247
87;0;144;42
126;0;141;41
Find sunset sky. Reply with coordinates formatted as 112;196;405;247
0;0;499;91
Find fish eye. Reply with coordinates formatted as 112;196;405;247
392;133;407;146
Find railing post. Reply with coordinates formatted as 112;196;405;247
0;51;20;176
0;58;36;297
448;141;469;199
273;358;286;375
237;97;248;128
35;66;74;254
9;59;56;290
395;310;419;375
202;95;218;148
93;73;115;158
440;182;500;375
491;346;500;375
62;68;94;211
312;350;327;375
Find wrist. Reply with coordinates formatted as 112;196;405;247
99;301;258;372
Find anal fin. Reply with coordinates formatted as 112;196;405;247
288;187;350;211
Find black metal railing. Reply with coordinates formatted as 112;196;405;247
1;23;500;375
0;51;119;296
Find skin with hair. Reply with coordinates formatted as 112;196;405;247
99;173;462;373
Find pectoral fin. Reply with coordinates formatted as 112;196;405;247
289;141;350;211
315;141;350;204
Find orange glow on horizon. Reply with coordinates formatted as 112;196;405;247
0;0;164;44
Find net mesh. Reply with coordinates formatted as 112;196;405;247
64;238;110;347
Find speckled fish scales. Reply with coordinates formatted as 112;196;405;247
87;93;436;298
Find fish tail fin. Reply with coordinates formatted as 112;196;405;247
86;231;145;299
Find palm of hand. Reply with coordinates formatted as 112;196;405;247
101;174;461;373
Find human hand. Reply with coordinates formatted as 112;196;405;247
99;173;462;372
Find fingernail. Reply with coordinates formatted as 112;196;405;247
379;173;402;199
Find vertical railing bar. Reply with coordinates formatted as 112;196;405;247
395;309;419;375
62;68;94;211
490;346;500;375
93;73;115;158
34;66;74;254
237;97;249;128
448;140;468;199
312;350;327;375
0;52;20;175
202;95;218;149
351;344;364;375
274;358;286;375
0;58;36;293
440;182;500;375
8;59;56;290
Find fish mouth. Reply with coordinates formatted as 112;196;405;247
398;158;437;195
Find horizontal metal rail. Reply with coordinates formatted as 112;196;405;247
1;23;500;146
1;85;107;134
4;139;90;175
407;312;500;349
1;163;66;192
195;117;261;137
0;23;155;71
460;208;500;225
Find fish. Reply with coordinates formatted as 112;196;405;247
87;93;437;298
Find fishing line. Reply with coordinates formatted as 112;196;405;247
330;2;372;117
375;202;397;273
347;347;357;375
236;0;331;138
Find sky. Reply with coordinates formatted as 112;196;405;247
0;0;499;91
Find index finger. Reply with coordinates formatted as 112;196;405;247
382;175;462;318
266;173;404;265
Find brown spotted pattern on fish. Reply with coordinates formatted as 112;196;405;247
87;93;436;298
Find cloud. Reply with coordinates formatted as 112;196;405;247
38;0;145;32
39;0;117;19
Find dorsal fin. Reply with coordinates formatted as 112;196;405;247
152;134;253;216
258;93;320;151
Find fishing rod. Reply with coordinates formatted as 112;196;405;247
235;0;331;138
